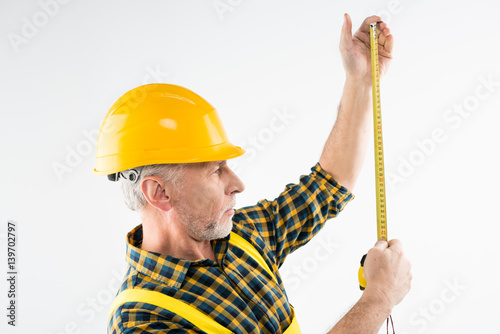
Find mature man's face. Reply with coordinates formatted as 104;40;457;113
171;160;245;241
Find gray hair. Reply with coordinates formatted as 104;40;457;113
120;163;187;212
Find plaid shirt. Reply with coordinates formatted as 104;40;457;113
108;163;353;333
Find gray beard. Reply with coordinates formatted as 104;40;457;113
177;207;233;241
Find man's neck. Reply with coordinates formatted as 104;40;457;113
140;213;216;262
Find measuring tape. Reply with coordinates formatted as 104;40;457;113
358;22;396;332
370;22;388;241
358;21;388;291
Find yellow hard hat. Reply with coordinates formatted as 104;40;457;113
93;83;245;176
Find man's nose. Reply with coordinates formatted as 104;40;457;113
226;166;245;195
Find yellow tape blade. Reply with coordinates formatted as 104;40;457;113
370;23;388;241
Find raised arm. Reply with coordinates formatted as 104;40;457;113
323;14;411;332
319;14;393;191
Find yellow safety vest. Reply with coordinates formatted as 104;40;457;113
108;232;301;333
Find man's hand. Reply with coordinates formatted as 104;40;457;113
362;239;412;310
340;13;394;85
327;239;411;334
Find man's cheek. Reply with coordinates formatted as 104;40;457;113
190;186;214;209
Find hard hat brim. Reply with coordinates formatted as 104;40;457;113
93;143;245;175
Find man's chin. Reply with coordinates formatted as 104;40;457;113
201;217;233;241
217;219;234;240
216;220;234;239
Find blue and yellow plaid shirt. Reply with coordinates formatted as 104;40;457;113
108;163;353;333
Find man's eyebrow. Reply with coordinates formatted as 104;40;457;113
204;160;225;170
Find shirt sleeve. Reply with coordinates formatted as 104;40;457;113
233;162;354;268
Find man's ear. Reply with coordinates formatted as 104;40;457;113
141;176;173;212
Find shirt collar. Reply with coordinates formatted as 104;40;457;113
125;224;229;289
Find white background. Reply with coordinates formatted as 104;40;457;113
1;0;499;333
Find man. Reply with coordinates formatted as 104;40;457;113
95;14;411;334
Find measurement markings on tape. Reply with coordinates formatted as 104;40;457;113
370;22;388;241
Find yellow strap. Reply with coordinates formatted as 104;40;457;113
229;232;301;333
108;232;301;333
108;289;232;334
229;232;275;280
285;308;301;334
